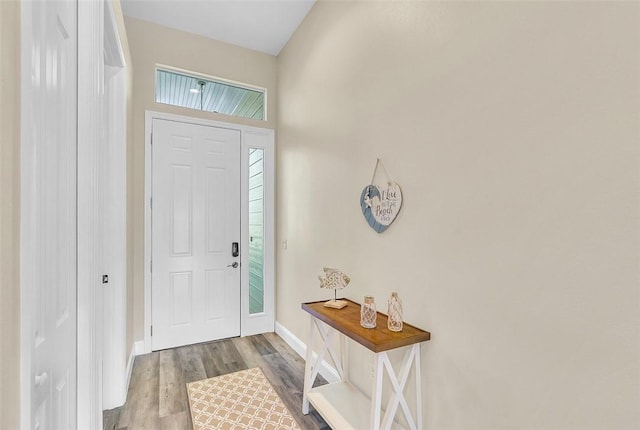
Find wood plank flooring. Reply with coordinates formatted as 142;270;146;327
103;333;329;430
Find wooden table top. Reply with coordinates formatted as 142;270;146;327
301;299;430;353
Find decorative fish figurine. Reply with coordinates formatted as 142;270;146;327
318;267;350;290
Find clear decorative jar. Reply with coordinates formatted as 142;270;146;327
387;292;403;332
360;296;377;328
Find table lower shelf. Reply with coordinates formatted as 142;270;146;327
307;381;406;430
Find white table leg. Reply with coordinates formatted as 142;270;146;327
302;315;314;414
415;344;423;430
371;353;384;430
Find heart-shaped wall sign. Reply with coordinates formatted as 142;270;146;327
360;182;403;233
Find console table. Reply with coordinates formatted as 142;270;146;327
301;299;431;430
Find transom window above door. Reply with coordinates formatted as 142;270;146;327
155;67;266;121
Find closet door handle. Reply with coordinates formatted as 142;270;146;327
35;372;48;387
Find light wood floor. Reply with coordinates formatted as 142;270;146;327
103;333;329;430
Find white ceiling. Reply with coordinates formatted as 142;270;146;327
121;0;316;56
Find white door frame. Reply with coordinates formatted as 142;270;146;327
77;0;129;419
102;0;128;410
77;0;104;426
144;111;275;353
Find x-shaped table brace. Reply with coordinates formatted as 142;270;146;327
374;343;422;430
303;317;347;415
303;316;423;430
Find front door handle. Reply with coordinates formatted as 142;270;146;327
227;262;239;269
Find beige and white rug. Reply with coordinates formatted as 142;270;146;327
187;367;301;430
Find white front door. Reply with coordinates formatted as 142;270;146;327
22;0;78;428
151;119;241;351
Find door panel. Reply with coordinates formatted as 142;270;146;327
152;119;241;350
170;165;193;255
23;0;77;428
170;271;193;325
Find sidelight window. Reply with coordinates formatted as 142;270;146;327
248;148;265;314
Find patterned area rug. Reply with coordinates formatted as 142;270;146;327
187;367;301;430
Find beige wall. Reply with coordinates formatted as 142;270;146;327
0;1;20;428
277;2;639;429
125;17;277;341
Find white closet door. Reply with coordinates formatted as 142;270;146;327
22;0;78;428
152;119;241;350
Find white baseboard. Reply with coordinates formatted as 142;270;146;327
275;321;340;383
124;340;144;402
134;340;144;355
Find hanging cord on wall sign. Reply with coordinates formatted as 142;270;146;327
370;158;393;185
